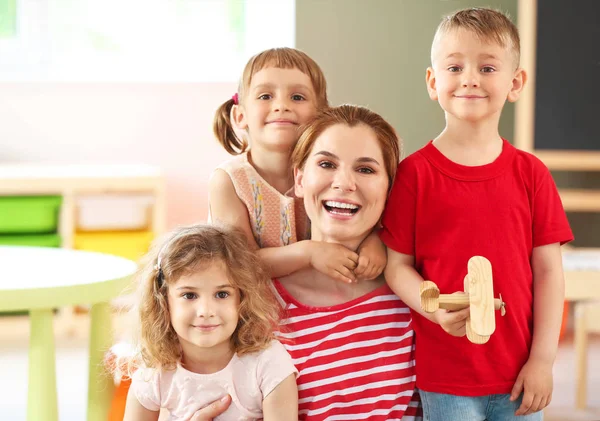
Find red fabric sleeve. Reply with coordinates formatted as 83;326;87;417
380;159;417;255
532;162;574;247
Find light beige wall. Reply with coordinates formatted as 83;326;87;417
296;0;518;155
0;82;234;228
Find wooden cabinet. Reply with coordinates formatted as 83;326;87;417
0;164;166;253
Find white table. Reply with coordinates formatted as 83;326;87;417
0;246;137;421
563;249;600;409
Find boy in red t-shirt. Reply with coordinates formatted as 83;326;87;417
381;8;573;421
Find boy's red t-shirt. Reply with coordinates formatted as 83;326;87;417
380;139;573;396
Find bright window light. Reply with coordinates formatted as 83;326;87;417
0;0;295;82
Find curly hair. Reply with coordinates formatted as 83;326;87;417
130;223;280;371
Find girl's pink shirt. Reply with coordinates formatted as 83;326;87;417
131;340;297;420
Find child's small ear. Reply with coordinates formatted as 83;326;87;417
507;68;527;103
426;67;438;101
294;167;304;198
232;104;248;130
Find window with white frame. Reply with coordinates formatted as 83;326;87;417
0;0;295;82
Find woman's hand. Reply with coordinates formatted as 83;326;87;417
309;241;359;283
188;395;232;421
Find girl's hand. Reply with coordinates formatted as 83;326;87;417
188;395;232;421
432;304;469;337
510;358;553;415
355;231;387;281
309;241;359;283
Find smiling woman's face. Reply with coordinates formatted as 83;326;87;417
294;123;389;248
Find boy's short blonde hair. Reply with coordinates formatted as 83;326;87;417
432;8;520;66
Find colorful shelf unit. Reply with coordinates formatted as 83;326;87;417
0;164;166;258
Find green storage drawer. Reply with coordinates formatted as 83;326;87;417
0;196;62;234
0;233;61;247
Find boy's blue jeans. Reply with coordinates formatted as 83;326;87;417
419;389;543;421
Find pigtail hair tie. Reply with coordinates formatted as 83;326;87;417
154;255;164;288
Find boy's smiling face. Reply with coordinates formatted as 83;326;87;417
426;28;525;124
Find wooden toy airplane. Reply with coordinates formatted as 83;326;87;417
419;256;506;344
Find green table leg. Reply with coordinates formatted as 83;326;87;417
28;309;59;421
87;302;115;421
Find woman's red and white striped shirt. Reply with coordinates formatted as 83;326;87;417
273;280;422;421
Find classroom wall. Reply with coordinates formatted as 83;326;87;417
296;0;518;155
0;83;233;228
0;0;519;229
9;0;597;245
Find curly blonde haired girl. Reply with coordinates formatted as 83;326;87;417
124;224;298;421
